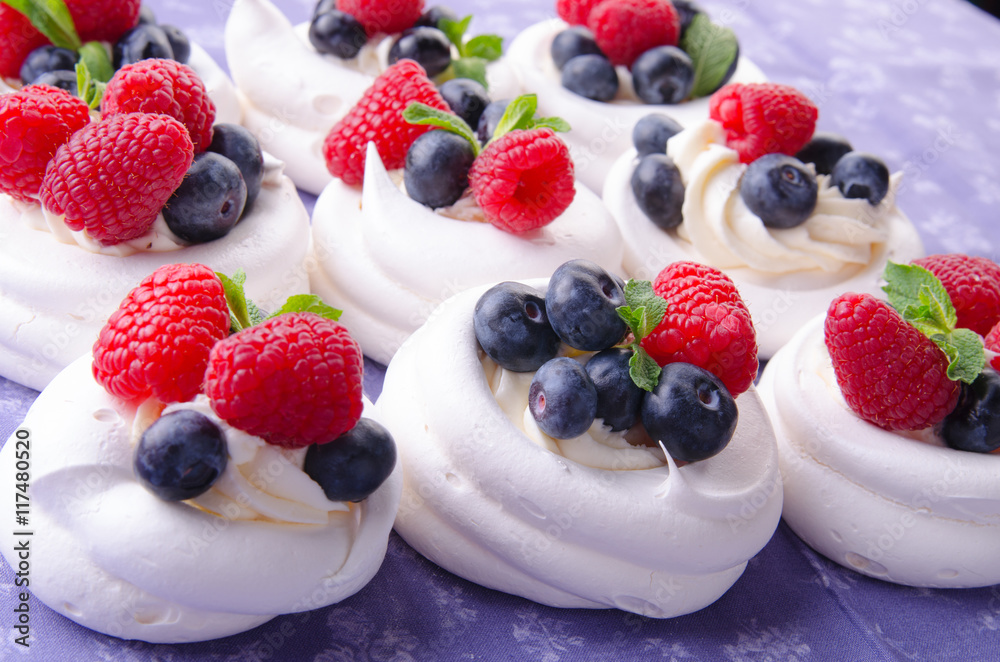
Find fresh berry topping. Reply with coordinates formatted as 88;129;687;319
102;58;217;153
831;151;890;205
631;46;694;105
337;0;423;36
0;4;49;79
163;152;247;244
309;8;367;59
92;263;230;403
529;357;598;439
631;153;685;230
561;54;619;102
138;4;156;24
323;59;450;186
404;129;476;209
476;99;509;143
586;0;681;68
19;45;79;85
40;113;194;245
134;410;228;501
673;0;703;35
208;123;265;208
545;259;627;351
205;312;364;448
160;24;191;64
439;78;490;132
739;153;818;229
388;27;452;77
709;82;818;164
31;70;78;95
314;0;336;16
911;254;1000;337
632;113;683;156
65;0;141;43
0;85;91;204
556;0;603;25
113;24;175;69
585;348;645;431
940;369;1000;453
641;361;737;462
824;292;960;431
303;418;397;502
550;26;604;70
474;282;561;372
640;262;758;396
795;131;852;176
415;5;459;28
469;128;575;233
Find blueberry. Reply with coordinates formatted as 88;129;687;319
19;45;79;85
304;418;397;502
631;46;694;105
438;78;490;133
138;4;157;24
585;348;645;431
388;27;452;78
404;130;476;208
529;358;598;439
550;26;603;70
796;131;853;176
164;152;247;244
134;410;228;501
940;369;1000;454
313;0;336;16
309;9;367;59
673;0;703;36
631;153;685;230
474;282;561;372
641;362;737;462
160;25;191;64
476;99;509;143
632;113;684;157
415;5;459;28
114;24;174;68
831;152;890;205
739;153;818;229
208;123;265;209
31;70;78;96
545;259;627;351
561;54;619;102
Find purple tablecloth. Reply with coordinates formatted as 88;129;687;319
3;0;1000;659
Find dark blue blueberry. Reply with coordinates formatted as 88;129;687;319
585;348;645;431
415;5;459;28
673;0;703;36
641;362;737;462
160;25;191;64
561;54;619;102
138;4;157;24
550;26;603;70
831;152;890;205
631;153;685;230
114;24;174;68
304;418;397;502
31;70;78;96
388;27;452;78
795;131;853;176
474;282;561;372
529;358;598;439
313;0;337;16
19;45;79;85
208;123;265;209
940;369;1000;454
134;410;228;501
632;113;683;156
739;153;818;229
438;78;490;133
309;9;367;59
631;46;694;105
476;99;509;143
163;152;247;244
545;259;627;351
404;129;476;208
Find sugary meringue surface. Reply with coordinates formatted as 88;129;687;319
0;355;401;643
604;120;925;358
374;280;783;617
757;315;1000;588
309;143;626;365
506;19;767;194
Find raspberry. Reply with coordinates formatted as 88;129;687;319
40;113;194;245
640;262;758;396
985;321;1000;372
709;83;818;164
468;128;576;233
92;263;230;404
102;59;216;153
205;312;364;448
825;292;960;431
0;85;91;203
557;0;603;25
322;59;450;186
337;0;423;35
0;5;48;79
586;0;680;67
65;0;141;43
911;254;1000;337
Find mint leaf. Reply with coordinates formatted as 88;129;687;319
629;348;662;392
530;116;571;133
438;15;471;52
883;262;955;326
217;270;258;333
75;61;104;109
78;40;113;83
464;34;503;61
935;328;986;383
403;102;480;155
451;57;489;89
2;0;80;50
492;94;539;140
267;294;342;321
615;278;669;391
680;13;738;100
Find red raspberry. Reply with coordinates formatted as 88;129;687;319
557;0;603;25
640;262;758;396
39;113;194;245
0;5;48;79
468;128;576;233
205;312;364;448
65;0;141;43
0;85;91;203
911;254;1000;337
586;0;680;67
985;321;1000;372
337;0;423;35
92;263;230;404
102;59;216;153
825;292;960;431
709;83;818;164
322;59;450;186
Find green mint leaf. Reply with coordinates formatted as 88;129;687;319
680;13;739;100
918;282;955;330
403;102;480;155
464;34;503;61
75;62;100;109
438;15;471;53
622;279;668;338
907;317;950;340
934;328;986;383
629;348;661;392
615;306;643;336
528;116;571;133
883;262;956;328
1;0;80;50
217;270;253;333
78;41;113;83
451;57;489;89
492;94;539;141
267;294;342;322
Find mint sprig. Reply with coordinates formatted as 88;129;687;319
616;279;669;391
437;14;503;89
680;13;739;100
267;294;342;322
403;103;480;156
491;94;570;144
217;270;342;334
75;50;111;109
882;261;985;383
2;0;80;50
